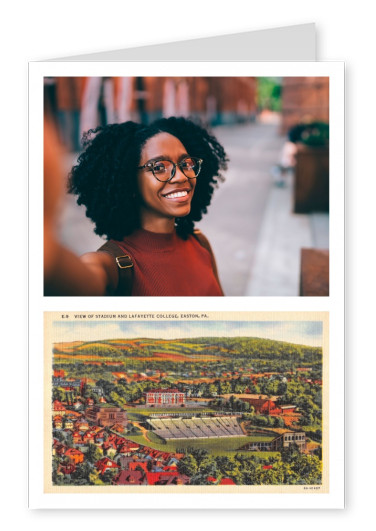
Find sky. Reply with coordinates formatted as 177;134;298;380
52;319;323;347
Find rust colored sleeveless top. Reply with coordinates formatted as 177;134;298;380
112;228;223;296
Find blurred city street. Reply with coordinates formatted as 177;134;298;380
198;121;328;296
58;120;328;296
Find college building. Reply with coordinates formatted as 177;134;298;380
85;404;128;427
145;389;186;407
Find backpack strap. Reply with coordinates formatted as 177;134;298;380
193;229;223;294
97;231;222;296
97;241;133;296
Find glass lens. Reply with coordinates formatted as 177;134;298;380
180;157;201;178
152;160;174;181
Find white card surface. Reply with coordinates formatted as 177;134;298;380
30;24;344;510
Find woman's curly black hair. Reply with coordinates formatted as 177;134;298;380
68;116;228;240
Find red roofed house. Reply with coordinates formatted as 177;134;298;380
129;461;149;473
53;416;63;429
222;394;281;414
75;419;89;431
58;462;76;475
65;447;85;465
145;471;189;485
82;431;95;444
95;457;119;475
112;470;146;485
118;441;140;455
72;431;83;444
219;477;236;485
52;401;66;415
52;440;67;457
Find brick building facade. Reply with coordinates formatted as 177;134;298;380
280;77;329;135
85;404;128;427
145;388;186;407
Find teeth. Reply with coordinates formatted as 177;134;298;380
165;191;188;199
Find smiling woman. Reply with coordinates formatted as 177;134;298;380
45;117;228;296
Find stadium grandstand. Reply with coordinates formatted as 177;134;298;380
147;416;245;440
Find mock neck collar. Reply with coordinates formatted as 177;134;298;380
122;227;178;252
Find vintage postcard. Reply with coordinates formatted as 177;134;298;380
41;311;330;507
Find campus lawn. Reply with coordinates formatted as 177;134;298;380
125;430;276;456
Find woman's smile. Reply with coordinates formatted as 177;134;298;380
162;187;192;200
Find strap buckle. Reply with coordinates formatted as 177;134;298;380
115;255;133;269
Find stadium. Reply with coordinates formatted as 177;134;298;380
147;416;245;440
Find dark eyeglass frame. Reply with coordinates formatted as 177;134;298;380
138;156;203;182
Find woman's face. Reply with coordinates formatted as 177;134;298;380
137;132;196;231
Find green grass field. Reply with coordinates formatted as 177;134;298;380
125;430;276;456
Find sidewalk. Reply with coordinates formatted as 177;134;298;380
245;174;329;296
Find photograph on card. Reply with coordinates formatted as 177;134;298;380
45;311;328;493
44;76;329;297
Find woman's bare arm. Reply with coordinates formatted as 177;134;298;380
44;230;118;296
44;118;118;296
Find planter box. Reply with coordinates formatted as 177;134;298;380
300;248;329;296
294;143;329;213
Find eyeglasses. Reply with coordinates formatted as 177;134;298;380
138;156;203;182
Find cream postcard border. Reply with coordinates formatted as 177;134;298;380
44;311;329;498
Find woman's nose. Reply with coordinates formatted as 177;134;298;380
169;164;188;182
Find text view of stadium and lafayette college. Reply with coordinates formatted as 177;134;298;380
49;316;325;488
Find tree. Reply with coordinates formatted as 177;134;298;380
197;456;217;478
71;462;92;485
178;454;198;477
258;462;285;485
86;443;103;464
291;454;322;484
273;416;285;428
102;468;119;484
281;443;301;464
215;455;238;477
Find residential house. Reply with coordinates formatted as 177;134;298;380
145;471;189;485
53;416;63;429
58;462;76;475
53;401;66;416
112;470;146;485
95;457;120;475
65;447;85;464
